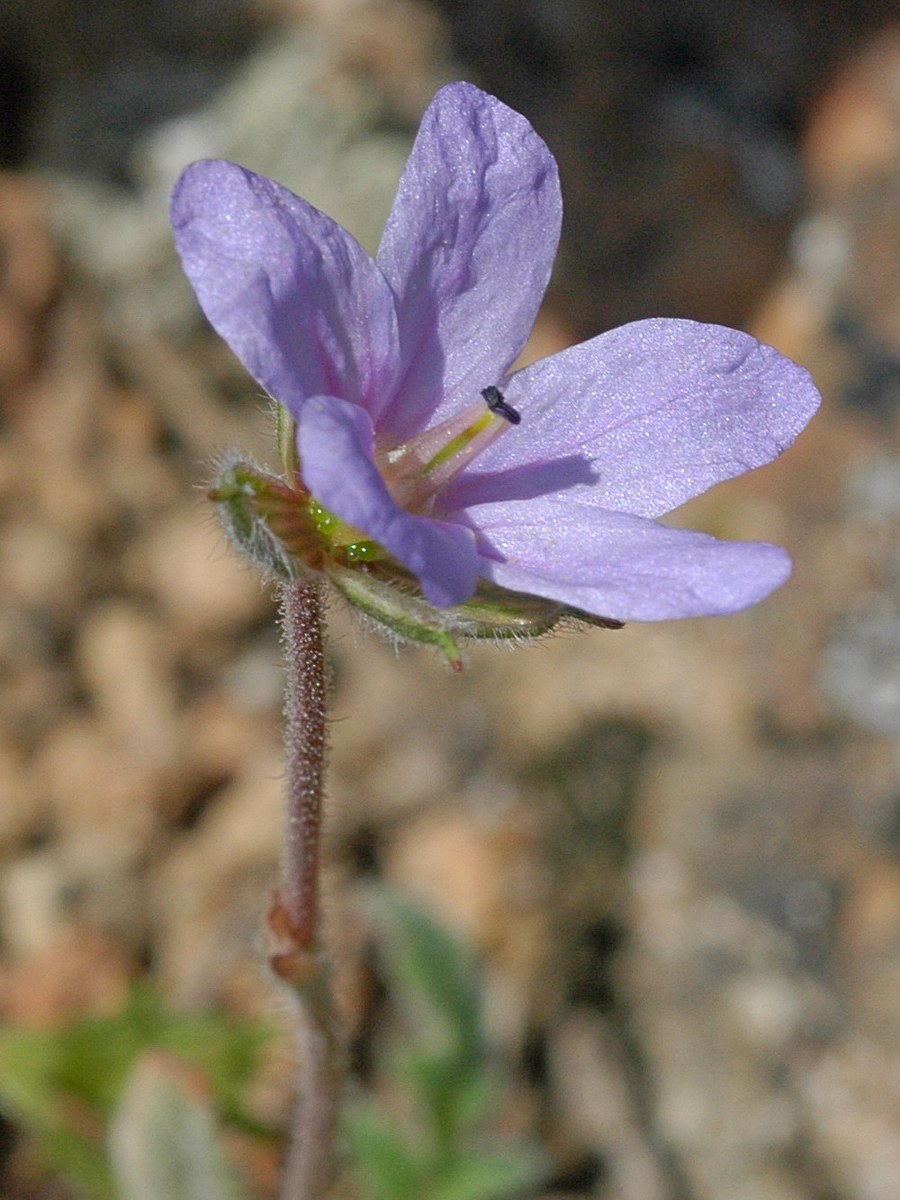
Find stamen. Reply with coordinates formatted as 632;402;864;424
481;385;521;424
421;410;494;474
309;385;523;569
377;388;522;511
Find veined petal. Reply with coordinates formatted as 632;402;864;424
441;319;819;518
296;396;479;608
376;82;562;442
171;161;400;420
464;494;793;620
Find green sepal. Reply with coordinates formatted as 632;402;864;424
329;565;467;667
208;459;624;661
274;404;300;477
455;583;573;639
208;461;323;581
328;564;606;667
459;583;624;638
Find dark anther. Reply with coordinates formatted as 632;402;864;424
481;385;521;425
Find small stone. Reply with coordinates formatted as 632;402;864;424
0;927;131;1028
151;755;283;1006
76;601;181;774
126;505;270;635
36;718;161;852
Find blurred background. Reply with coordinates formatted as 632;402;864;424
2;1;900;1197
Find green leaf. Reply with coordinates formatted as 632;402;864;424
22;1121;114;1200
426;1147;548;1200
0;1026;116;1198
343;1100;424;1200
370;891;481;1062
0;985;271;1197
347;893;548;1200
108;1052;248;1200
393;1051;486;1152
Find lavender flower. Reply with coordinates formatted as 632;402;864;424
171;82;818;631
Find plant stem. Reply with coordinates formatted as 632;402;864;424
278;579;327;948
279;978;342;1200
266;578;340;1200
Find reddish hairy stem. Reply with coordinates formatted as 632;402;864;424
268;579;340;1200
278;578;327;947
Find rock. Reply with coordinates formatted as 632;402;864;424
125;505;270;635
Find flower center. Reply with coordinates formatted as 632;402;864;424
377;389;519;513
304;389;520;570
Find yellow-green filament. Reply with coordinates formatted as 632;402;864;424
420;411;495;475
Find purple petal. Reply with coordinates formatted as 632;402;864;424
441;319;820;518
296;396;479;607
463;494;793;620
375;82;562;442
171;161;399;420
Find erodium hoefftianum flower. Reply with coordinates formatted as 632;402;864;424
171;82;819;665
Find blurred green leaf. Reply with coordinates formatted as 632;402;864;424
0;1024;116;1198
344;1100;423;1200
18;1117;114;1200
396;1050;486;1154
426;1147;548;1200
108;1052;248;1200
372;891;481;1061
0;984;272;1198
349;891;548;1200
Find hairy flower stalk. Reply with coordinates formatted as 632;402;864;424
267;580;341;1200
275;581;327;957
171;81;820;1197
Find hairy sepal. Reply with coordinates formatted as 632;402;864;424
208;459;323;581
208;460;624;663
328;564;604;667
